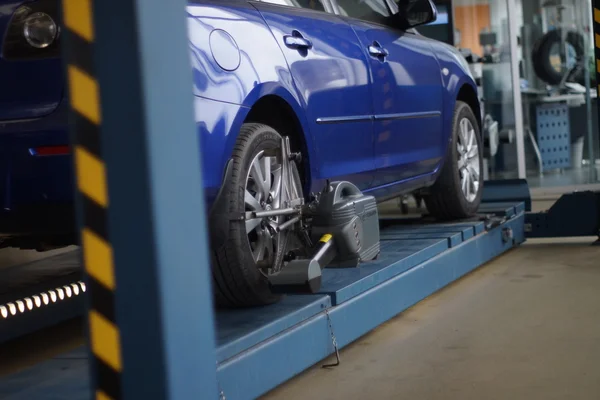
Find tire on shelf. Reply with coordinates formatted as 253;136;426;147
209;123;304;308
531;29;585;86
425;101;484;220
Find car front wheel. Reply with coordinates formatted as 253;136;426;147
425;101;484;220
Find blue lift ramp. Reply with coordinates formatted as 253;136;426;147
216;200;526;399
0;203;526;399
0;184;526;400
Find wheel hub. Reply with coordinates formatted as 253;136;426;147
456;118;480;203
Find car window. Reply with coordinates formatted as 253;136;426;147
260;0;327;12
334;0;392;25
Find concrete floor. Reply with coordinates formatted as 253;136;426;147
495;166;600;190
262;236;600;400
0;247;75;271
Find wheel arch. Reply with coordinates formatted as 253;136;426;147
428;78;483;188
241;94;315;195
456;83;482;133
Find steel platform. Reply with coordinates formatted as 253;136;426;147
0;193;527;400
217;202;525;399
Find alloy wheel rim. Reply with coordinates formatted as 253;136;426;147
456;118;480;203
244;149;293;276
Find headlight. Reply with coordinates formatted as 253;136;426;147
2;0;61;61
23;12;58;49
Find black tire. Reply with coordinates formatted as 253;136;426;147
532;29;585;86
210;123;304;308
424;101;483;220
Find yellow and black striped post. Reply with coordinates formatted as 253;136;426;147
61;0;121;399
60;0;219;398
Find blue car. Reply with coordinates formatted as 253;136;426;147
1;0;482;307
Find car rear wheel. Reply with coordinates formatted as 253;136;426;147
425;101;483;220
210;123;304;308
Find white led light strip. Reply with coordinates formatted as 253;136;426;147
0;281;86;319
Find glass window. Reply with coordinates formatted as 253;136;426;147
517;0;599;185
261;0;327;12
453;0;521;181
335;0;392;24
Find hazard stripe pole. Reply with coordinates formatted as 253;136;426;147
61;1;121;398
60;0;219;398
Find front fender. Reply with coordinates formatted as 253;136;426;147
428;40;480;158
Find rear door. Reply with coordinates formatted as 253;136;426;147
334;0;444;187
252;0;375;190
0;0;63;120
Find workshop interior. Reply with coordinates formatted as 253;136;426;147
0;0;599;399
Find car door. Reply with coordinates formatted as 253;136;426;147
333;0;444;187
251;0;375;190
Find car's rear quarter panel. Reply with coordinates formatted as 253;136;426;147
187;0;315;204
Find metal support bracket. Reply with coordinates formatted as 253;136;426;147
525;190;600;239
480;214;508;231
481;179;532;211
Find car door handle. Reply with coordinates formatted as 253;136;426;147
368;42;389;58
284;31;313;50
